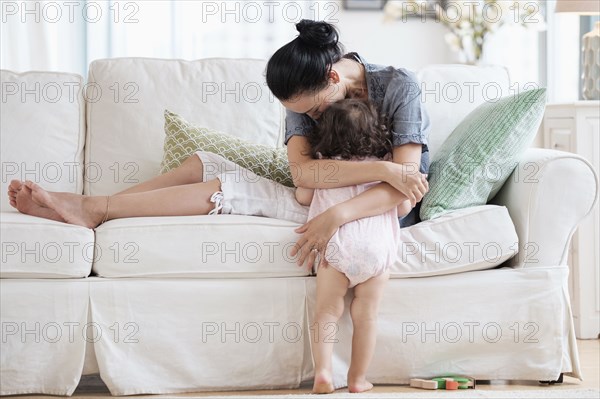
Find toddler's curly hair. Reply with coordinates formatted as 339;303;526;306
307;99;392;160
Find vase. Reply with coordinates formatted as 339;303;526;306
582;21;600;100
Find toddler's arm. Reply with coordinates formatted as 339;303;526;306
295;187;315;206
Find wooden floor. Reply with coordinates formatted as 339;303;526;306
29;339;600;397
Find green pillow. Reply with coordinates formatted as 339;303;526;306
161;110;294;187
420;88;547;221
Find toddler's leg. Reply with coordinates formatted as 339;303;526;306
295;187;315;206
347;271;390;393
396;199;412;218
312;265;349;394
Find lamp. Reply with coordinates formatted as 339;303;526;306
555;0;600;100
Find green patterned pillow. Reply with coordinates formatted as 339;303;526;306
420;88;547;221
161;110;294;187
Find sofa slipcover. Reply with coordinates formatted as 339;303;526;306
1;59;595;396
0;70;86;212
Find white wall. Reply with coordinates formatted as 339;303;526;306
332;4;542;87
332;9;455;70
482;25;541;90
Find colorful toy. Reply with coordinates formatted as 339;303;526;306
409;376;475;390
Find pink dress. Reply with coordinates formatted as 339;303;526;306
307;173;400;288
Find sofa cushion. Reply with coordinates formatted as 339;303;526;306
420;88;547;221
161;110;293;187
0;70;86;212
392;205;518;278
92;215;310;278
85;58;284;196
0;213;94;278
416;64;510;159
93;205;516;278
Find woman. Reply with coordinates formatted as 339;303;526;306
268;20;430;393
268;19;430;264
7;20;429;269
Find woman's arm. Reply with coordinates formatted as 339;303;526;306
292;143;427;267
287;136;426;206
287;135;388;188
332;144;422;223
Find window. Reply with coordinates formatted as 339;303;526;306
1;1;321;76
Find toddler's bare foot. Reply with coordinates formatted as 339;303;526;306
10;180;65;222
24;180;105;228
348;372;373;393
312;369;335;394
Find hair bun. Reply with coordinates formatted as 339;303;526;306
296;19;338;49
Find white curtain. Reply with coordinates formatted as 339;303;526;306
1;0;87;73
1;0;319;76
543;0;582;102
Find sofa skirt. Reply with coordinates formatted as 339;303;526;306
0;266;580;396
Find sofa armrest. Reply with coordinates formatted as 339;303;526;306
491;148;598;268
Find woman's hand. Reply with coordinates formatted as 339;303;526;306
383;162;429;207
290;207;343;270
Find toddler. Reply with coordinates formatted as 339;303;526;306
296;99;406;393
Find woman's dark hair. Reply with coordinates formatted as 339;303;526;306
307;99;392;160
266;20;344;101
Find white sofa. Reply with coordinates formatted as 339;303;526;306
1;58;597;396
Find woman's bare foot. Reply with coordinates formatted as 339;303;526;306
347;372;373;393
8;179;20;208
24;180;105;228
9;180;66;222
312;369;335;394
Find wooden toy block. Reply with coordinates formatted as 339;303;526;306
409;378;438;389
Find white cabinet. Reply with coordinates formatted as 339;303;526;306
543;102;600;339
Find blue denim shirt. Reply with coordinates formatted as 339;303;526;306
284;53;431;227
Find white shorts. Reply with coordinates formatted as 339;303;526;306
195;151;309;224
